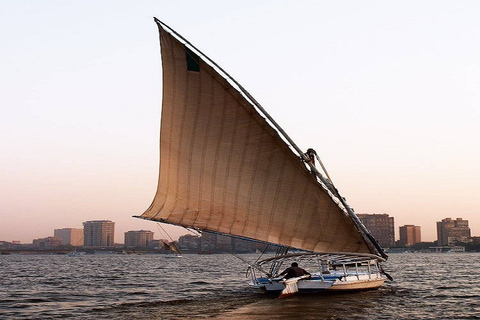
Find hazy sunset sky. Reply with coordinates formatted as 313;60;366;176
1;1;479;244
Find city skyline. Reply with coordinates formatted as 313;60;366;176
5;215;477;246
6;214;478;244
1;1;479;243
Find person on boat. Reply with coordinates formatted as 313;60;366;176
278;262;311;279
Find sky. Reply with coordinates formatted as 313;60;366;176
1;1;479;244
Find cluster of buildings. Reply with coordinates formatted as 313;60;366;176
2;216;479;253
148;215;480;253
2;219;261;253
39;219;263;253
177;232;262;253
51;220;117;248
357;214;479;249
4;220;157;250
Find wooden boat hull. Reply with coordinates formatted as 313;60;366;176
252;273;387;294
328;278;386;291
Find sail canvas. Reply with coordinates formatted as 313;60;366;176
139;21;373;255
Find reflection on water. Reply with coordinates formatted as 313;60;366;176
0;253;479;319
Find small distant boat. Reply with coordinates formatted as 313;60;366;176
135;18;391;296
67;249;86;257
162;240;182;258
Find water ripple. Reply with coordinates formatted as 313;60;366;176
1;253;479;319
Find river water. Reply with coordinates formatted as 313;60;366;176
0;253;479;319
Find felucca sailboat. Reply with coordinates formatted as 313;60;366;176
135;18;390;296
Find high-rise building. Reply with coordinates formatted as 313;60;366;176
178;234;200;251
357;213;395;248
83;220;115;247
232;238;256;253
436;218;471;246
200;232;226;252
199;232;237;252
54;228;84;246
399;225;421;246
124;230;154;247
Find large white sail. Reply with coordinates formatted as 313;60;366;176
139;20;375;255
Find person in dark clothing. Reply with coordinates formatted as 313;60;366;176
278;262;311;279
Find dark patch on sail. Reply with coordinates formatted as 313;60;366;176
186;47;200;72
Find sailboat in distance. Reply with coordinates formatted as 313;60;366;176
161;239;182;258
135;18;390;295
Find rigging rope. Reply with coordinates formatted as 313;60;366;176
254;244;270;265
156;223;176;243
